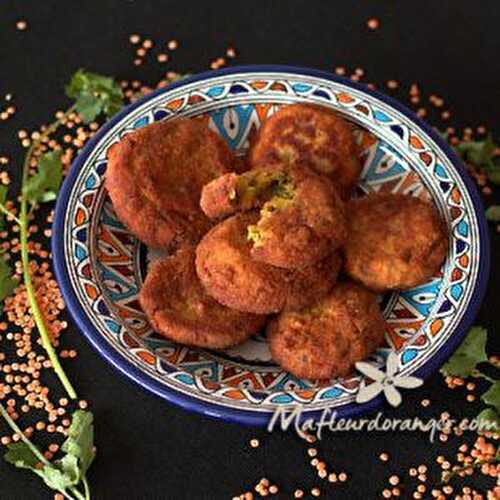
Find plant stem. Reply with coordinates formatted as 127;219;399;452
0;402;81;499
82;476;91;500
471;369;496;384
19;105;78;400
442;457;497;483
69;486;86;500
0;202;21;225
0;402;49;466
0;402;91;500
62;490;77;500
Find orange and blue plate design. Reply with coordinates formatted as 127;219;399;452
53;66;489;425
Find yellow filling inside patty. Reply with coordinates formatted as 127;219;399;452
244;171;295;246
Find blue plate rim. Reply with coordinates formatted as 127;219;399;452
52;64;490;427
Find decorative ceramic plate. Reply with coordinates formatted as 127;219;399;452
53;66;489;426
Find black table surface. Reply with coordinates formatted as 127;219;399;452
1;1;499;499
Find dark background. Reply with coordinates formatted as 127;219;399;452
1;1;499;499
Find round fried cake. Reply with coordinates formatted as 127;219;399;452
268;282;386;379
195;213;342;314
248;103;361;198
344;193;448;291
139;247;266;349
200;165;347;268
106;117;234;249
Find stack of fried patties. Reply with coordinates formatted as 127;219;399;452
106;104;448;380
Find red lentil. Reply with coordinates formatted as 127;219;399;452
367;18;380;30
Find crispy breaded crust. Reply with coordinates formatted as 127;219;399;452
284;252;342;311
344;193;449;291
195;214;342;314
250;166;347;268
200;172;240;220
200;165;347;268
139;247;266;349
268;282;386;379
106;117;234;249
195;213;288;314
249;104;361;198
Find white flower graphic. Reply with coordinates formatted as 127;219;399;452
355;352;423;407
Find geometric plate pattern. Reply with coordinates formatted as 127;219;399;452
53;68;486;423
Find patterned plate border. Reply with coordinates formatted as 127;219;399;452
52;65;490;426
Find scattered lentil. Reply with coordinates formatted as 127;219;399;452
249;438;259;448
367;18;380;30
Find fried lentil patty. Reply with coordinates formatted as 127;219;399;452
344;193;448;291
268;282;386;379
195;213;342;314
106;117;234;249
249;103;361;198
200;165;347;268
139;246;266;348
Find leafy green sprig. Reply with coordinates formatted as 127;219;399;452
1;404;95;500
454;136;500;222
441;451;500;484
440;327;500;433
65;69;124;123
455;135;500;185
485;205;500;222
0;69;123;397
0;69;123;499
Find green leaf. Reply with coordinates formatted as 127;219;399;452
169;73;191;82
440;326;488;377
43;455;79;490
23;151;63;204
4;433;84;492
455;135;496;166
74;93;103;123
39;463;78;491
66;69;123;123
488;169;500;186
61;410;95;478
0;256;15;303
455;135;500;185
0;185;7;228
481;381;500;413
4;442;41;470
4;442;77;490
477;408;500;433
486;206;500;222
434;128;449;142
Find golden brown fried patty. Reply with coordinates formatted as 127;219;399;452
139;247;266;349
200;166;347;268
284;252;343;312
344;193;448;291
268;282;386;379
249;103;361;197
106;117;234;249
195;214;342;314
